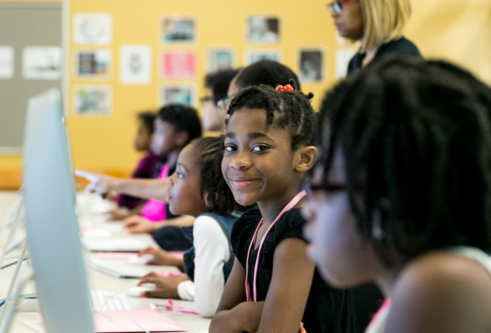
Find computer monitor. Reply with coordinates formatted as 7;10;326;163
23;89;93;333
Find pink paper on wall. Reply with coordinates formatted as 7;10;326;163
160;51;195;79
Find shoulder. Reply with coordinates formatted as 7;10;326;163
272;208;308;242
380;37;421;57
386;251;491;332
194;215;224;237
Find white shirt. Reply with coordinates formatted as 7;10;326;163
177;215;231;318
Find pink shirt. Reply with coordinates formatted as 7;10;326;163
140;163;168;222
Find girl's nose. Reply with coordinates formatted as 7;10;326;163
230;156;252;170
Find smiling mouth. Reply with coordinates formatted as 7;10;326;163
230;179;260;188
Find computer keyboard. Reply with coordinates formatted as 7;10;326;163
89;290;132;311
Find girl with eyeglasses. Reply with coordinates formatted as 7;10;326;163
327;0;420;75
305;57;491;333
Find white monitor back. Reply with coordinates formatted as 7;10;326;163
23;89;93;333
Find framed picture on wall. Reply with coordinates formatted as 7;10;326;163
246;16;280;44
119;45;152;85
73;13;112;45
73;85;112;116
335;49;357;79
206;49;234;73
298;49;324;83
159;84;196;107
244;49;283;66
74;49;111;79
159;51;196;79
161;17;196;43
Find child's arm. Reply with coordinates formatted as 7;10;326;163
75;170;169;201
255;238;315;333
193;216;232;317
137;272;188;299
210;258;254;333
123;215;194;233
211;238;315;333
138;247;184;269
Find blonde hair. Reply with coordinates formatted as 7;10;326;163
359;0;412;52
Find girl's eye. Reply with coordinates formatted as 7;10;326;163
224;145;236;152
177;172;183;179
252;145;268;152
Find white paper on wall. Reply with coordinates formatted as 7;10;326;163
0;46;14;79
335;49;357;79
73;13;112;45
22;47;62;80
119;45;152;85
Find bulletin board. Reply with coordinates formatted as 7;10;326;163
66;0;357;174
0;3;62;153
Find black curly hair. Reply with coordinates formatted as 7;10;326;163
137;111;156;134
205;69;240;104
226;79;316;150
233;60;301;91
157;104;202;144
192;136;245;215
317;56;491;266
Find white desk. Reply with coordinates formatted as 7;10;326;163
0;191;211;333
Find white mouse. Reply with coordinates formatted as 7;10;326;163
127;284;158;297
127;254;154;265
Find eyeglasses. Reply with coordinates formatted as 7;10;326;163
326;0;357;14
217;93;238;113
200;96;215;105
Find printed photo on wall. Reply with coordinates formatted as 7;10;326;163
120;45;152;85
206;49;234;72
244;49;282;66
73;13;112;45
159;85;195;106
160;51;196;79
23;47;62;80
73;85;111;116
162;17;195;43
246;16;280;43
298;49;323;82
335;49;357;79
74;49;111;79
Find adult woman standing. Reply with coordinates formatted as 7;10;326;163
327;0;420;75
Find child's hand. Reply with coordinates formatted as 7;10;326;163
299;322;307;333
105;208;130;221
137;272;188;298
139;247;175;265
122;215;154;233
75;170;118;196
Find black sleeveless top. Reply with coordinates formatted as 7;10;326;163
231;207;358;333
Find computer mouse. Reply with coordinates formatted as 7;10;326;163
127;284;158;297
127;254;154;265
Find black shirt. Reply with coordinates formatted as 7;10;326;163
231;207;358;333
348;36;421;76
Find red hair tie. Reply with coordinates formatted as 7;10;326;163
275;84;294;92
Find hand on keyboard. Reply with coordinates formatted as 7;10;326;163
137;272;189;298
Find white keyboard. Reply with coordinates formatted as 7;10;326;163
89;290;132;311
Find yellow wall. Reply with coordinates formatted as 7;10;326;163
1;0;491;189
406;0;491;84
66;0;338;177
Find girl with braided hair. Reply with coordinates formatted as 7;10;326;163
135;136;247;318
210;81;358;333
305;56;491;333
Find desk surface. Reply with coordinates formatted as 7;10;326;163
0;191;211;333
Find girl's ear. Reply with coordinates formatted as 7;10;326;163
294;146;318;173
176;131;189;147
203;190;213;209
